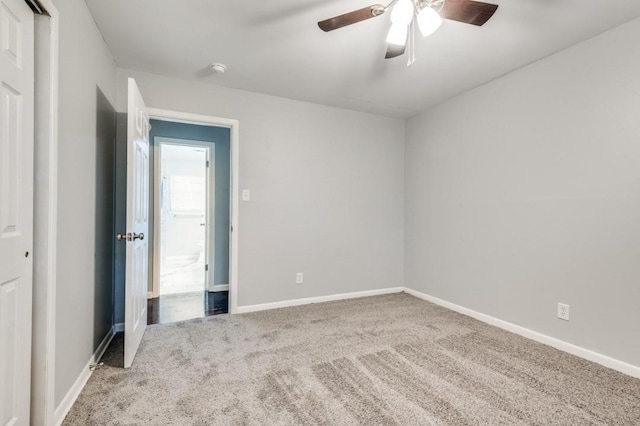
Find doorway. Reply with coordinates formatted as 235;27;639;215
158;142;209;296
148;120;232;324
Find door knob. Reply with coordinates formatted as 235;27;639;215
116;233;144;241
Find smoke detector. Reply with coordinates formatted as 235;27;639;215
210;63;227;74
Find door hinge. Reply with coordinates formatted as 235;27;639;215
205;264;209;271
206;160;210;168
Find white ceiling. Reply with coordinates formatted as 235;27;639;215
85;0;640;118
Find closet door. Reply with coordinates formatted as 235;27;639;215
0;0;34;424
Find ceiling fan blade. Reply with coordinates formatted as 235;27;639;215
318;4;385;32
440;0;498;26
385;43;406;59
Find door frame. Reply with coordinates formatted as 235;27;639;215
147;108;239;314
30;0;60;424
153;138;215;296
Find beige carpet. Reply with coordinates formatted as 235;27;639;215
63;293;640;425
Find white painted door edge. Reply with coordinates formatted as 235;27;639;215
151;137;161;298
205;144;215;293
31;1;59;425
124;78;150;368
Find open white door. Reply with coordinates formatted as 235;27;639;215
0;0;34;423
122;78;150;368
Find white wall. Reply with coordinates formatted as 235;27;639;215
405;18;640;366
52;0;118;406
116;69;405;308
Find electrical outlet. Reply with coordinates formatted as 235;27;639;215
296;272;303;284
557;303;570;321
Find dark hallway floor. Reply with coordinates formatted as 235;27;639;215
147;290;228;325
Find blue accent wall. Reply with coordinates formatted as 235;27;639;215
150;119;231;285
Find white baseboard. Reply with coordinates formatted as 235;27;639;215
54;326;116;425
236;287;405;314
147;291;153;299
403;287;640;379
211;284;229;292
50;286;640;426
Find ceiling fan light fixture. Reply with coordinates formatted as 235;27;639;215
386;23;408;46
417;6;443;37
390;0;414;26
317;0;499;63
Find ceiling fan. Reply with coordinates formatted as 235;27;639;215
318;0;499;66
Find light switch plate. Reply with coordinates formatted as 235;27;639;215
242;189;250;202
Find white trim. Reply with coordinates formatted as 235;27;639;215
147;108;239;129
205;143;215;293
31;2;59;425
151;135;161;298
206;145;214;292
236;285;640;378
53;327;115;426
211;284;229;292
49;287;640;425
236;287;405;314
403;288;640;379
147;291;154;300
229;122;239;314
147;108;240;314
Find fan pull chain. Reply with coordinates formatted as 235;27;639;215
407;19;416;67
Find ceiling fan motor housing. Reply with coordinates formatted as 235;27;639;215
417;0;445;13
